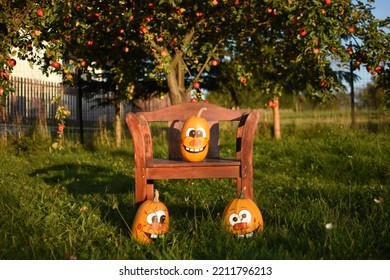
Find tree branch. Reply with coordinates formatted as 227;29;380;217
189;38;224;93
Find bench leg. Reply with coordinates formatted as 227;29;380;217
134;168;154;207
237;178;253;200
146;180;154;200
134;178;154;207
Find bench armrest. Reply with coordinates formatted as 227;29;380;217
126;113;153;167
235;110;259;197
236;110;260;159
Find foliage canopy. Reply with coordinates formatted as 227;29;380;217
0;0;389;106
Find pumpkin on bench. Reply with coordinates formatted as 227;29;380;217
125;102;260;207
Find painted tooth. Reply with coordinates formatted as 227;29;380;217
150;234;158;239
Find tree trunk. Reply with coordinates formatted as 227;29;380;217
115;101;121;147
167;55;189;105
167;66;186;105
273;96;282;140
166;29;195;105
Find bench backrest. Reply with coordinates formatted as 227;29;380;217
135;103;248;159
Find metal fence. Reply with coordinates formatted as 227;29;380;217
0;76;134;127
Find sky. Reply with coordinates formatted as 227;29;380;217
368;0;389;20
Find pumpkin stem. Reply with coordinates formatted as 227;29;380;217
153;189;160;202
196;107;207;118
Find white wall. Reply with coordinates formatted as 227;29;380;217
12;57;62;83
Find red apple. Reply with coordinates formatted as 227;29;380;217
86;40;94;46
36;8;44;17
80;60;87;67
51;61;60;68
123;46;130;53
291;17;298;25
320;80;328;88
240;76;247;84
33;30;42;36
347;46;353;55
8;58;16;67
312;47;320;55
175;8;185;15
161;50;168;57
268;100;278;108
0;87;4;96
1;71;9;80
375;65;382;73
211;59;218;66
140;26;148;34
299;28;307;37
353;60;361;69
324;0;331;5
193;82;200;89
196;11;203;17
191;98;198;103
348;26;355;33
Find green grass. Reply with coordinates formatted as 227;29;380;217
0;111;389;260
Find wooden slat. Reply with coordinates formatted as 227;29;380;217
147;158;241;167
137;102;247;122
146;158;241;179
147;166;240;179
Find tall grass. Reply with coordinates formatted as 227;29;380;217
0;110;389;259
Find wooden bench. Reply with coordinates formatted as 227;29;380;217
125;102;260;206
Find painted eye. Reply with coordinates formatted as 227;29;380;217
185;127;196;138
146;213;158;224
238;210;252;223
196;128;206;138
229;213;240;226
156;210;167;223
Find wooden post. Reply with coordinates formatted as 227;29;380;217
77;71;84;145
350;50;356;129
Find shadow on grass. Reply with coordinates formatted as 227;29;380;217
29;162;137;234
29;163;134;196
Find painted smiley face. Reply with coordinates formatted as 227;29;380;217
222;198;263;238
131;191;170;244
180;108;210;162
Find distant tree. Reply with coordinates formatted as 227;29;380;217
357;81;385;109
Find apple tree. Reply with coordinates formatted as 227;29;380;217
218;0;389;139
1;0;389;143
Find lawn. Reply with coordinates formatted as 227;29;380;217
0;110;389;259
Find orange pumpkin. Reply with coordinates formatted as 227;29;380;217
180;107;210;162
131;190;170;244
222;192;263;238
